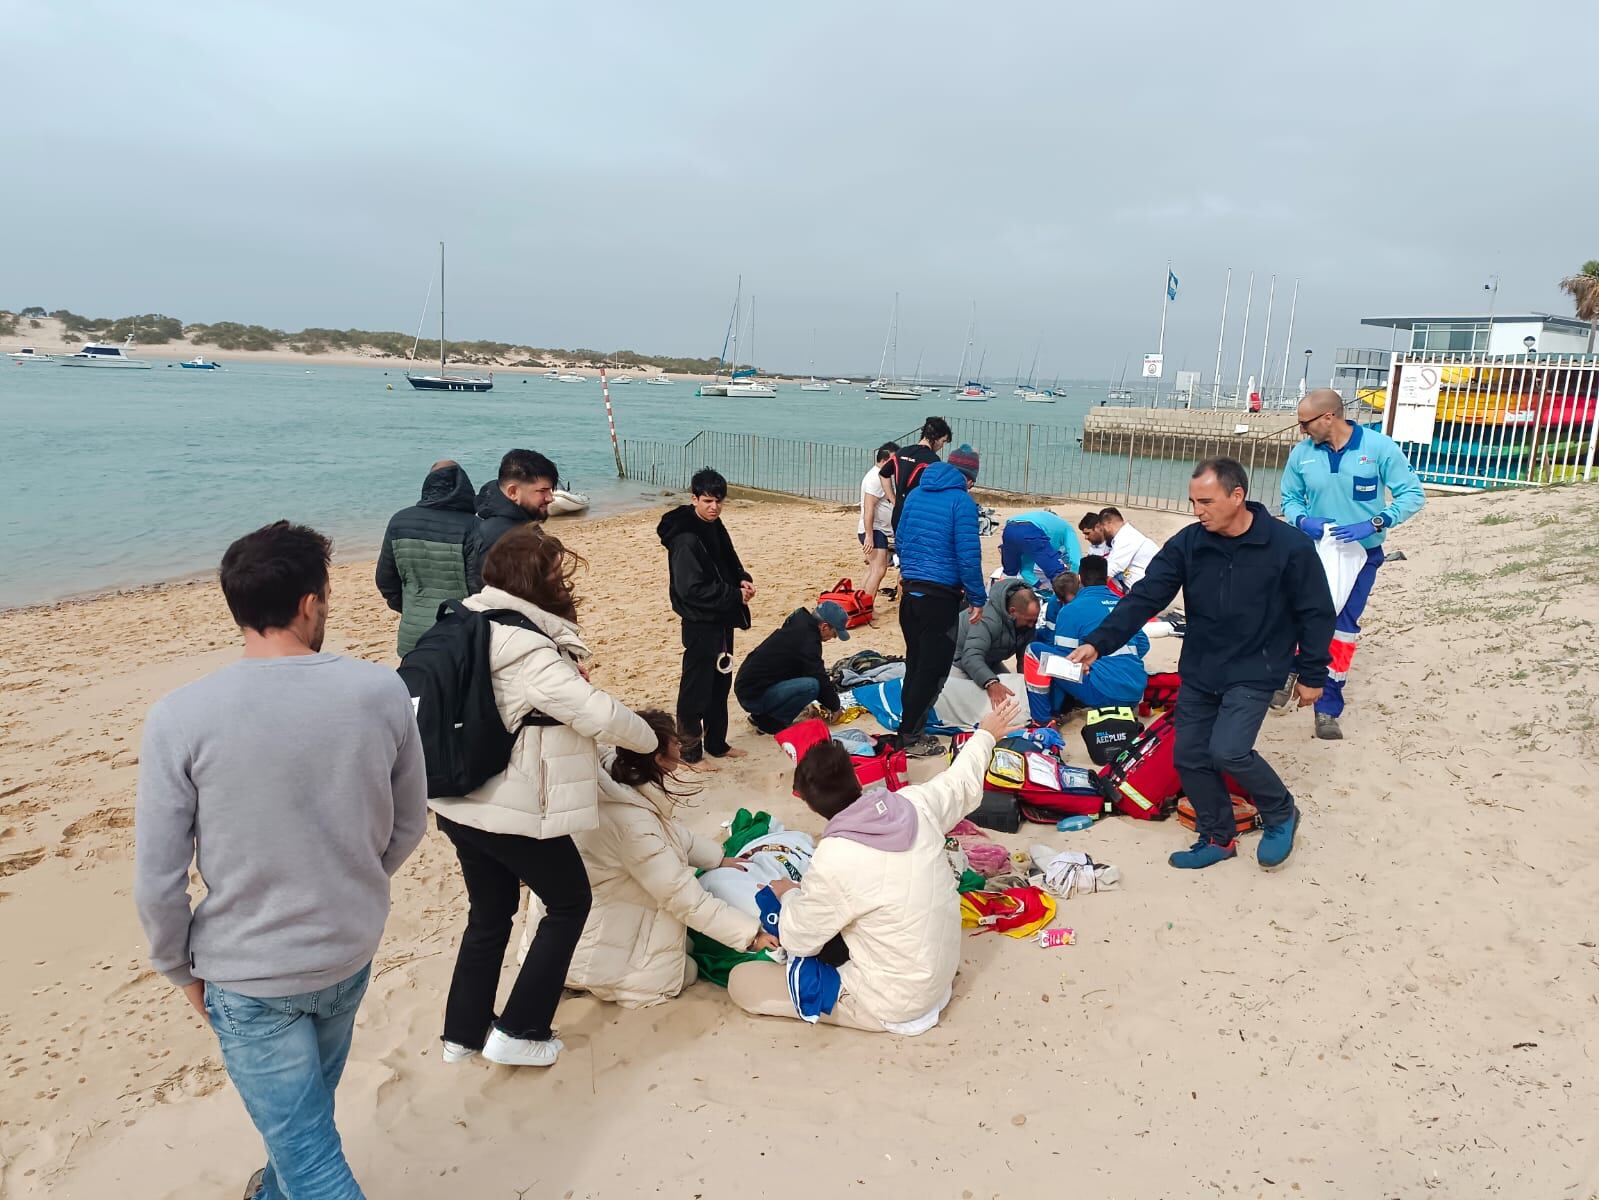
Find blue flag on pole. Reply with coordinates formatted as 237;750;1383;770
1167;270;1179;301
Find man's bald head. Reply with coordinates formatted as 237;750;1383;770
429;458;459;472
1298;389;1344;421
1296;390;1347;446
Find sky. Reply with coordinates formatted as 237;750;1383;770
6;0;1596;382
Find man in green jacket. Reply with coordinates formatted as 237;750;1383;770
376;460;477;655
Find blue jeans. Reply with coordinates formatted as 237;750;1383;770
1172;684;1291;845
205;964;372;1200
745;676;821;731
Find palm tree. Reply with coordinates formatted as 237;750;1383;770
1558;260;1599;352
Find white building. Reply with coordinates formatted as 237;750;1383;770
1359;312;1593;355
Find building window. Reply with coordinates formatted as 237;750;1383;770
1411;323;1489;353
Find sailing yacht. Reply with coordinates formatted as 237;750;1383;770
800;331;830;391
1107;356;1135;401
951;306;991;400
867;293;918;399
725;295;776;398
406;243;493;392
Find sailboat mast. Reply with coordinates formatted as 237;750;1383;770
438;241;446;373
876;296;895;384
749;295;756;377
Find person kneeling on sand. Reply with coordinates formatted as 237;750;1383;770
727;698;1022;1033
734;600;853;734
567;709;779;1008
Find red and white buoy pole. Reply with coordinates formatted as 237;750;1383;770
601;367;624;478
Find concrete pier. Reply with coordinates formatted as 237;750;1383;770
1081;406;1302;467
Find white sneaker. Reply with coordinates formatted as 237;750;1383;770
481;1028;564;1068
441;1040;477;1064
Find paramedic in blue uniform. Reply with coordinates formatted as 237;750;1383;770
1280;389;1425;742
1067;458;1335;872
1025;555;1147;723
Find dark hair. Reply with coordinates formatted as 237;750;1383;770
1078;556;1109;587
481;526;583;621
793;741;862;819
499;448;558;486
219;521;331;634
1005;585;1039;616
1192;456;1249;497
691;467;728;498
609;709;700;803
921;416;952;443
1050;570;1081;601
875;441;899;464
1077;510;1104;533
1098;506;1123;521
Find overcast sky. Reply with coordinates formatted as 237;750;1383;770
7;0;1594;381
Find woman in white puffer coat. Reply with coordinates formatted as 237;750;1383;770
431;526;656;1069
567;710;778;1007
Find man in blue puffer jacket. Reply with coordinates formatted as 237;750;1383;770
895;445;988;757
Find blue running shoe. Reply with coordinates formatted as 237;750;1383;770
1169;837;1237;870
1258;804;1301;871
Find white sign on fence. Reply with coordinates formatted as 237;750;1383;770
1391;364;1442;443
1142;354;1164;379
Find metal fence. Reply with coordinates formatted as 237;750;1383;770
1381;352;1599;488
621;415;1291;514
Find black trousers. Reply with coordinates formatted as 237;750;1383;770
436;815;592;1046
678;621;734;759
1172;683;1293;845
898;586;963;740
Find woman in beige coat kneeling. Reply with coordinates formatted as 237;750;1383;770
568;709;779;1007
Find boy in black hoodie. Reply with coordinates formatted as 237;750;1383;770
657;469;754;763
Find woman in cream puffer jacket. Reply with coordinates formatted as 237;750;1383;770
431;527;657;1069
567;711;767;1007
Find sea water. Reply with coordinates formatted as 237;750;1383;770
0;361;1107;608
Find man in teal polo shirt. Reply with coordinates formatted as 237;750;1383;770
1280;389;1426;740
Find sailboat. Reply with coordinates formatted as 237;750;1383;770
406;242;493;392
868;294;918;400
697;279;741;397
1107;356;1135;401
1015;344;1043;397
952;304;992;400
801;329;831;391
725;295;776;398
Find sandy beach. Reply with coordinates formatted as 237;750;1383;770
7;317;741;381
2;488;1596;1198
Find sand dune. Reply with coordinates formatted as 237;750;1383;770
1;487;1595;1198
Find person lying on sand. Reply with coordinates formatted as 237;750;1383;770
726;698;1023;1033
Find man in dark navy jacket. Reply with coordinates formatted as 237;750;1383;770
1069;458;1335;871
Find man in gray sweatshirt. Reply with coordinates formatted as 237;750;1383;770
135;520;428;1200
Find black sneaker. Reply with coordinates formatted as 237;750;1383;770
904;735;944;758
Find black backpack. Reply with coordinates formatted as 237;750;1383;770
397;601;556;799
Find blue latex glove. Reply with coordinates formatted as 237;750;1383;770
1331;518;1377;543
1297;515;1331;538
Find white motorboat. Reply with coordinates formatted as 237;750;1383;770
726;380;777;398
548;487;590;517
7;347;53;364
610;374;633;385
556;374;585;383
543;369;559;378
644;374;673;386
56;337;153;369
876;384;920;401
800;377;831;392
833;378;851;385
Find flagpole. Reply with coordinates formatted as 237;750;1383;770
1153;261;1171;407
1258;274;1276;408
1211;267;1231;406
1277;278;1299;397
1233;271;1254;406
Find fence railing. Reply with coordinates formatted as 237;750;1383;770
621;415;1291;515
1381;352;1599;488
